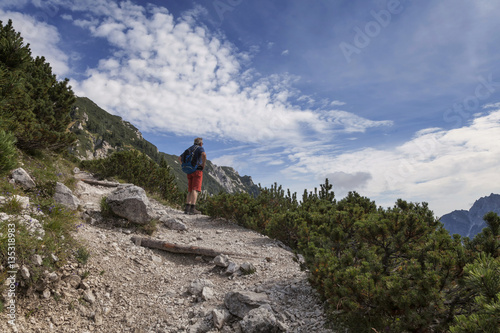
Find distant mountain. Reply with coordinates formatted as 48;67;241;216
68;96;259;196
440;193;500;238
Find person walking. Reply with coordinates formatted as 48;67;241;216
179;137;206;215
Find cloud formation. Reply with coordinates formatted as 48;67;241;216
283;109;500;215
62;2;391;147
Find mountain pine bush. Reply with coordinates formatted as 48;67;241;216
80;150;183;205
0;19;76;152
0;129;17;175
203;179;500;332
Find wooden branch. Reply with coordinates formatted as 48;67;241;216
131;236;254;258
79;179;121;187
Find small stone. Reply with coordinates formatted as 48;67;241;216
214;254;230;268
240;262;256;275
226;261;239;275
83;290;96;304
201;286;214;301
65;275;82;289
47;272;59;282
21;265;30;280
32;254;43;266
213;308;231;329
151;255;162;263
42;289;51;299
94;314;103;326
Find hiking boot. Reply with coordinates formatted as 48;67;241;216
189;205;201;215
184;204;190;214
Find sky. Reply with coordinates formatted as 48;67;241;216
1;0;500;217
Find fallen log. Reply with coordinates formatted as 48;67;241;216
79;179;121;187
131;236;254;258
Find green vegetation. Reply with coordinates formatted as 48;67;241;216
81;149;183;206
203;180;500;332
0;158;82;297
0;129;17;175
0;19;76;152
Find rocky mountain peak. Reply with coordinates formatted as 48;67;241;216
440;193;500;238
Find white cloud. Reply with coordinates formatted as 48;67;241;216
67;3;390;147
282;109;500;216
0;10;70;76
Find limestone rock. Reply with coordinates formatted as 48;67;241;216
240;306;281;333
83;289;96;304
188;279;215;297
54;182;81;210
11;168;36;189
213;308;232;329
31;254;43;266
224;291;270;319
21;265;30;280
106;184;151;224
160;216;187;231
214;254;230;268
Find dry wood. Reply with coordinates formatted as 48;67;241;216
131;236;254;258
79;179;121;187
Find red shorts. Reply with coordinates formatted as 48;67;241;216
187;170;203;192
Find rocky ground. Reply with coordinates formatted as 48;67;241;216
1;171;336;332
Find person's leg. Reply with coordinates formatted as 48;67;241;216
185;175;194;213
189;171;203;215
191;190;198;204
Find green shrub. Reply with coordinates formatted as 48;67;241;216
450;253;500;333
81;150;183;206
75;247;90;265
0;195;23;214
100;196;114;217
0;129;17;175
203;180;499;332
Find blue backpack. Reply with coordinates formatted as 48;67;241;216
181;145;199;174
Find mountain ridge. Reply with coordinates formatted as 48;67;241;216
440;193;500;238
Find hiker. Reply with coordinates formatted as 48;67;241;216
179;137;206;215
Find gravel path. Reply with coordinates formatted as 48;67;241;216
1;175;335;332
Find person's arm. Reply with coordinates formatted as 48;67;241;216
201;152;207;170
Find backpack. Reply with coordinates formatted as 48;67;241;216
181;145;199;174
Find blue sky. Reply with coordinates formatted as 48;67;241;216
1;0;500;216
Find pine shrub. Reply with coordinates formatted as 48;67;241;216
0;129;17;175
203;180;500;332
81;150;183;205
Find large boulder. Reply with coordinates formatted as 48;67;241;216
224;291;270;319
106;184;151;224
11;168;36;189
54;182;81;210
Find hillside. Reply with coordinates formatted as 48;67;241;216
440;193;500;238
69;97;259;196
